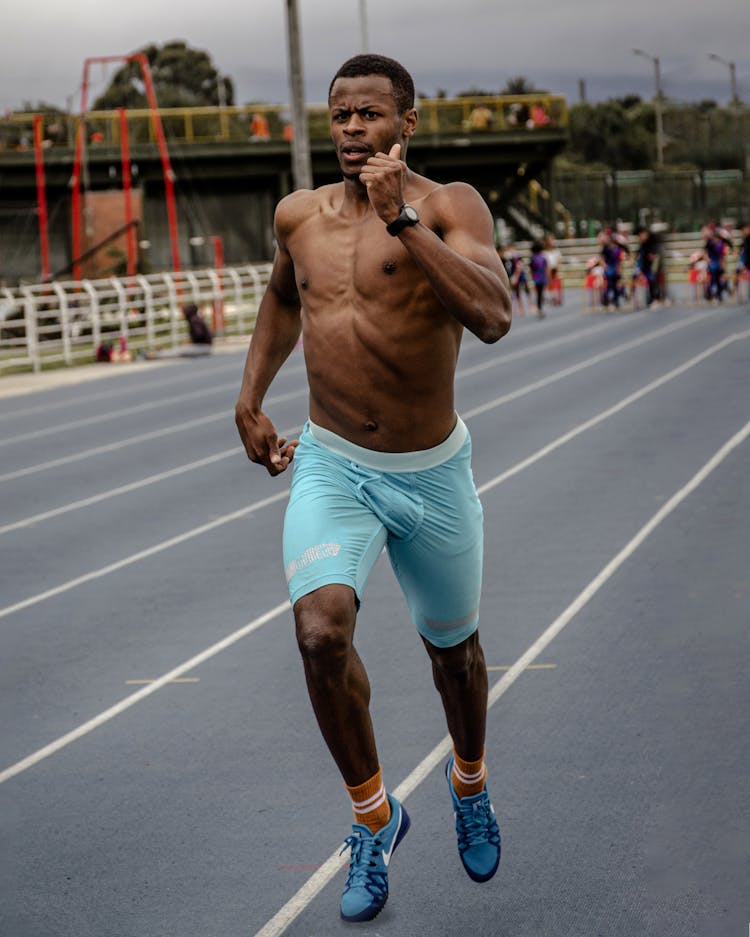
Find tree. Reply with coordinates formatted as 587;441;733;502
501;76;547;95
567;100;652;169
92;41;234;110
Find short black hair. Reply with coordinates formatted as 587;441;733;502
329;54;415;114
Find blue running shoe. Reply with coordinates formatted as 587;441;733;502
339;793;410;922
446;758;501;883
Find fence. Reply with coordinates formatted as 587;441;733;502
2;95;568;150
0;264;271;375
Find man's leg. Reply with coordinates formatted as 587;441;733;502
295;582;411;921
423;631;501;884
421;631;488;762
294;583;379;786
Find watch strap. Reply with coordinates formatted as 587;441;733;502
386;204;419;236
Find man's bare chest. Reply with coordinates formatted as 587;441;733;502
288;216;418;302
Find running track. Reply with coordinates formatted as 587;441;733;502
1;295;748;937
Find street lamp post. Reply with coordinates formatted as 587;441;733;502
707;53;740;106
633;48;665;167
359;0;369;53
284;0;313;191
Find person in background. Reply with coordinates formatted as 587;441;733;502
529;240;548;318
543;234;563;306
734;221;750;303
703;223;732;303
600;229;628;310
633;226;661;308
505;241;530;316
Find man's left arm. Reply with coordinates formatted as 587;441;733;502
360;148;511;343
397;182;512;343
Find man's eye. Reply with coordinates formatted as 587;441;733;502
334;113;349;122
365;111;379;120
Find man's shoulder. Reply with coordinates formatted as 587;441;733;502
417;179;492;232
275;184;342;233
418;179;481;207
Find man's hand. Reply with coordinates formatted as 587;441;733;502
235;402;298;477
359;143;404;224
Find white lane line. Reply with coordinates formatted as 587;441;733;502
1;330;745;621
462;313;702;419
0;332;746;785
0;489;289;622
0;448;239;535
0;357;307;423
0;420;300;535
0;313;707;524
474;330;750;496
0;412;227;483
0;381;238;446
0;349;247;420
458;310;701;380
251;416;750;937
0;599;292;785
0;388;305;484
0;310;701;481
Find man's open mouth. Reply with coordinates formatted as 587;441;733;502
341;144;371;161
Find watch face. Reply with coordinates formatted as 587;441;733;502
404;205;419;222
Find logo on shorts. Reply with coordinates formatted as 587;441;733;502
285;542;342;582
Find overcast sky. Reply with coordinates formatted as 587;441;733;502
3;0;749;113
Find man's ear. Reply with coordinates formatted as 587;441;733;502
402;108;418;139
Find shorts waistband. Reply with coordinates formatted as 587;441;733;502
307;416;468;472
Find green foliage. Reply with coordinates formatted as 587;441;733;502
502;76;547;95
567;99;654;169
92;41;234;110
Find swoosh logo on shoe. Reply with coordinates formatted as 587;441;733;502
381;805;401;866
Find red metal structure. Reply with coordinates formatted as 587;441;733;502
70;54;181;280
32;115;51;282
118;107;137;276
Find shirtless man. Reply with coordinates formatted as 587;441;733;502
235;54;511;922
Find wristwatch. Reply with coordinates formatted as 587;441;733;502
386;203;419;236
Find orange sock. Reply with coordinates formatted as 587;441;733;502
345;766;391;833
451;748;487;799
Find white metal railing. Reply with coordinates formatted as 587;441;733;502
0;264;272;375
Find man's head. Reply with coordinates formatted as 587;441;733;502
328;54;418;178
329;54;415;114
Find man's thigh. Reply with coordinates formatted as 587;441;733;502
283;451;386;608
387;453;484;649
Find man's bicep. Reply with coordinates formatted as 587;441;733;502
438;184;506;275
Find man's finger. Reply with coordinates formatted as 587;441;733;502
268;432;282;465
389;143;401;159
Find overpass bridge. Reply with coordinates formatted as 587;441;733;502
0;96;568;283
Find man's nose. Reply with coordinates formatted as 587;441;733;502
343;114;366;134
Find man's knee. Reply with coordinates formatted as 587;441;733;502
424;632;484;681
294;585;357;666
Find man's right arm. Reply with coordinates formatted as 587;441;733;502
235;208;302;475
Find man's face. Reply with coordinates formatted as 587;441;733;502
329;75;416;178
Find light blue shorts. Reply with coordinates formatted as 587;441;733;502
282;417;484;648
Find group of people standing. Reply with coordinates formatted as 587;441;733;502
689;221;750;304
498;234;563;318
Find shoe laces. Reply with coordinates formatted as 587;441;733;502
340;832;387;896
455;794;500;850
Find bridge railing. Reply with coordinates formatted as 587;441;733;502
1;95;568;149
0;264;271;375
